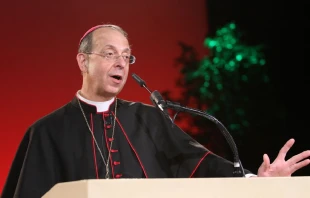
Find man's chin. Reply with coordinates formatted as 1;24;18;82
100;88;123;98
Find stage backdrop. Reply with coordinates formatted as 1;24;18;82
0;0;208;192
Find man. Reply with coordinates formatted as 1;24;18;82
2;24;310;198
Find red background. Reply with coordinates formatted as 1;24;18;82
0;0;208;192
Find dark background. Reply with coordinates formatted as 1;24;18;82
206;0;309;175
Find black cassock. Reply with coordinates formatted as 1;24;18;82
2;96;252;198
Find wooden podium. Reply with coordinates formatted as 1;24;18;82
42;177;310;198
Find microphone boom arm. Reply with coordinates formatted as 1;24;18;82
164;101;245;177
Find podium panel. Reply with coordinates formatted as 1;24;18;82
43;177;310;198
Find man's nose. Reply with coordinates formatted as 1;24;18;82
114;55;126;68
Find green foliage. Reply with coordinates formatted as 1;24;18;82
163;22;285;158
180;22;268;134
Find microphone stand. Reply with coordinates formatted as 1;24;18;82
163;100;245;177
131;73;245;177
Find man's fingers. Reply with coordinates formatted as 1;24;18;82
291;159;310;173
263;154;270;170
287;150;310;165
277;139;295;160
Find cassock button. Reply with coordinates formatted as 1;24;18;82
106;125;112;129
103;113;109;118
115;174;122;178
111;149;118;153
113;161;120;165
108;138;114;142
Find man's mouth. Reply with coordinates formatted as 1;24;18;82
111;75;122;81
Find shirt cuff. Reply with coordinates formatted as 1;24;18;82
245;173;257;178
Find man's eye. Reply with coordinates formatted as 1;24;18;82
105;52;114;57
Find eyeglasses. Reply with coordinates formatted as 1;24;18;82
84;52;136;64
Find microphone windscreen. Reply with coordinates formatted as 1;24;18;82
131;73;146;87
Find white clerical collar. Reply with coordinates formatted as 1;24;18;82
76;91;115;112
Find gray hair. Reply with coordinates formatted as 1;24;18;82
78;24;128;53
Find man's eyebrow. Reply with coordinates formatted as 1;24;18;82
103;44;131;53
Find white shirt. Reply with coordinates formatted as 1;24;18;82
76;91;115;112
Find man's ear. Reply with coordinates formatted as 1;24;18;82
76;53;89;73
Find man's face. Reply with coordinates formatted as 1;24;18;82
83;28;131;99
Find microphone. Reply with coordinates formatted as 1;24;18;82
131;73;151;92
131;73;245;177
131;73;172;122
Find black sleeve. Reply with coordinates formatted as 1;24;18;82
1;126;61;198
149;106;254;178
192;152;253;177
